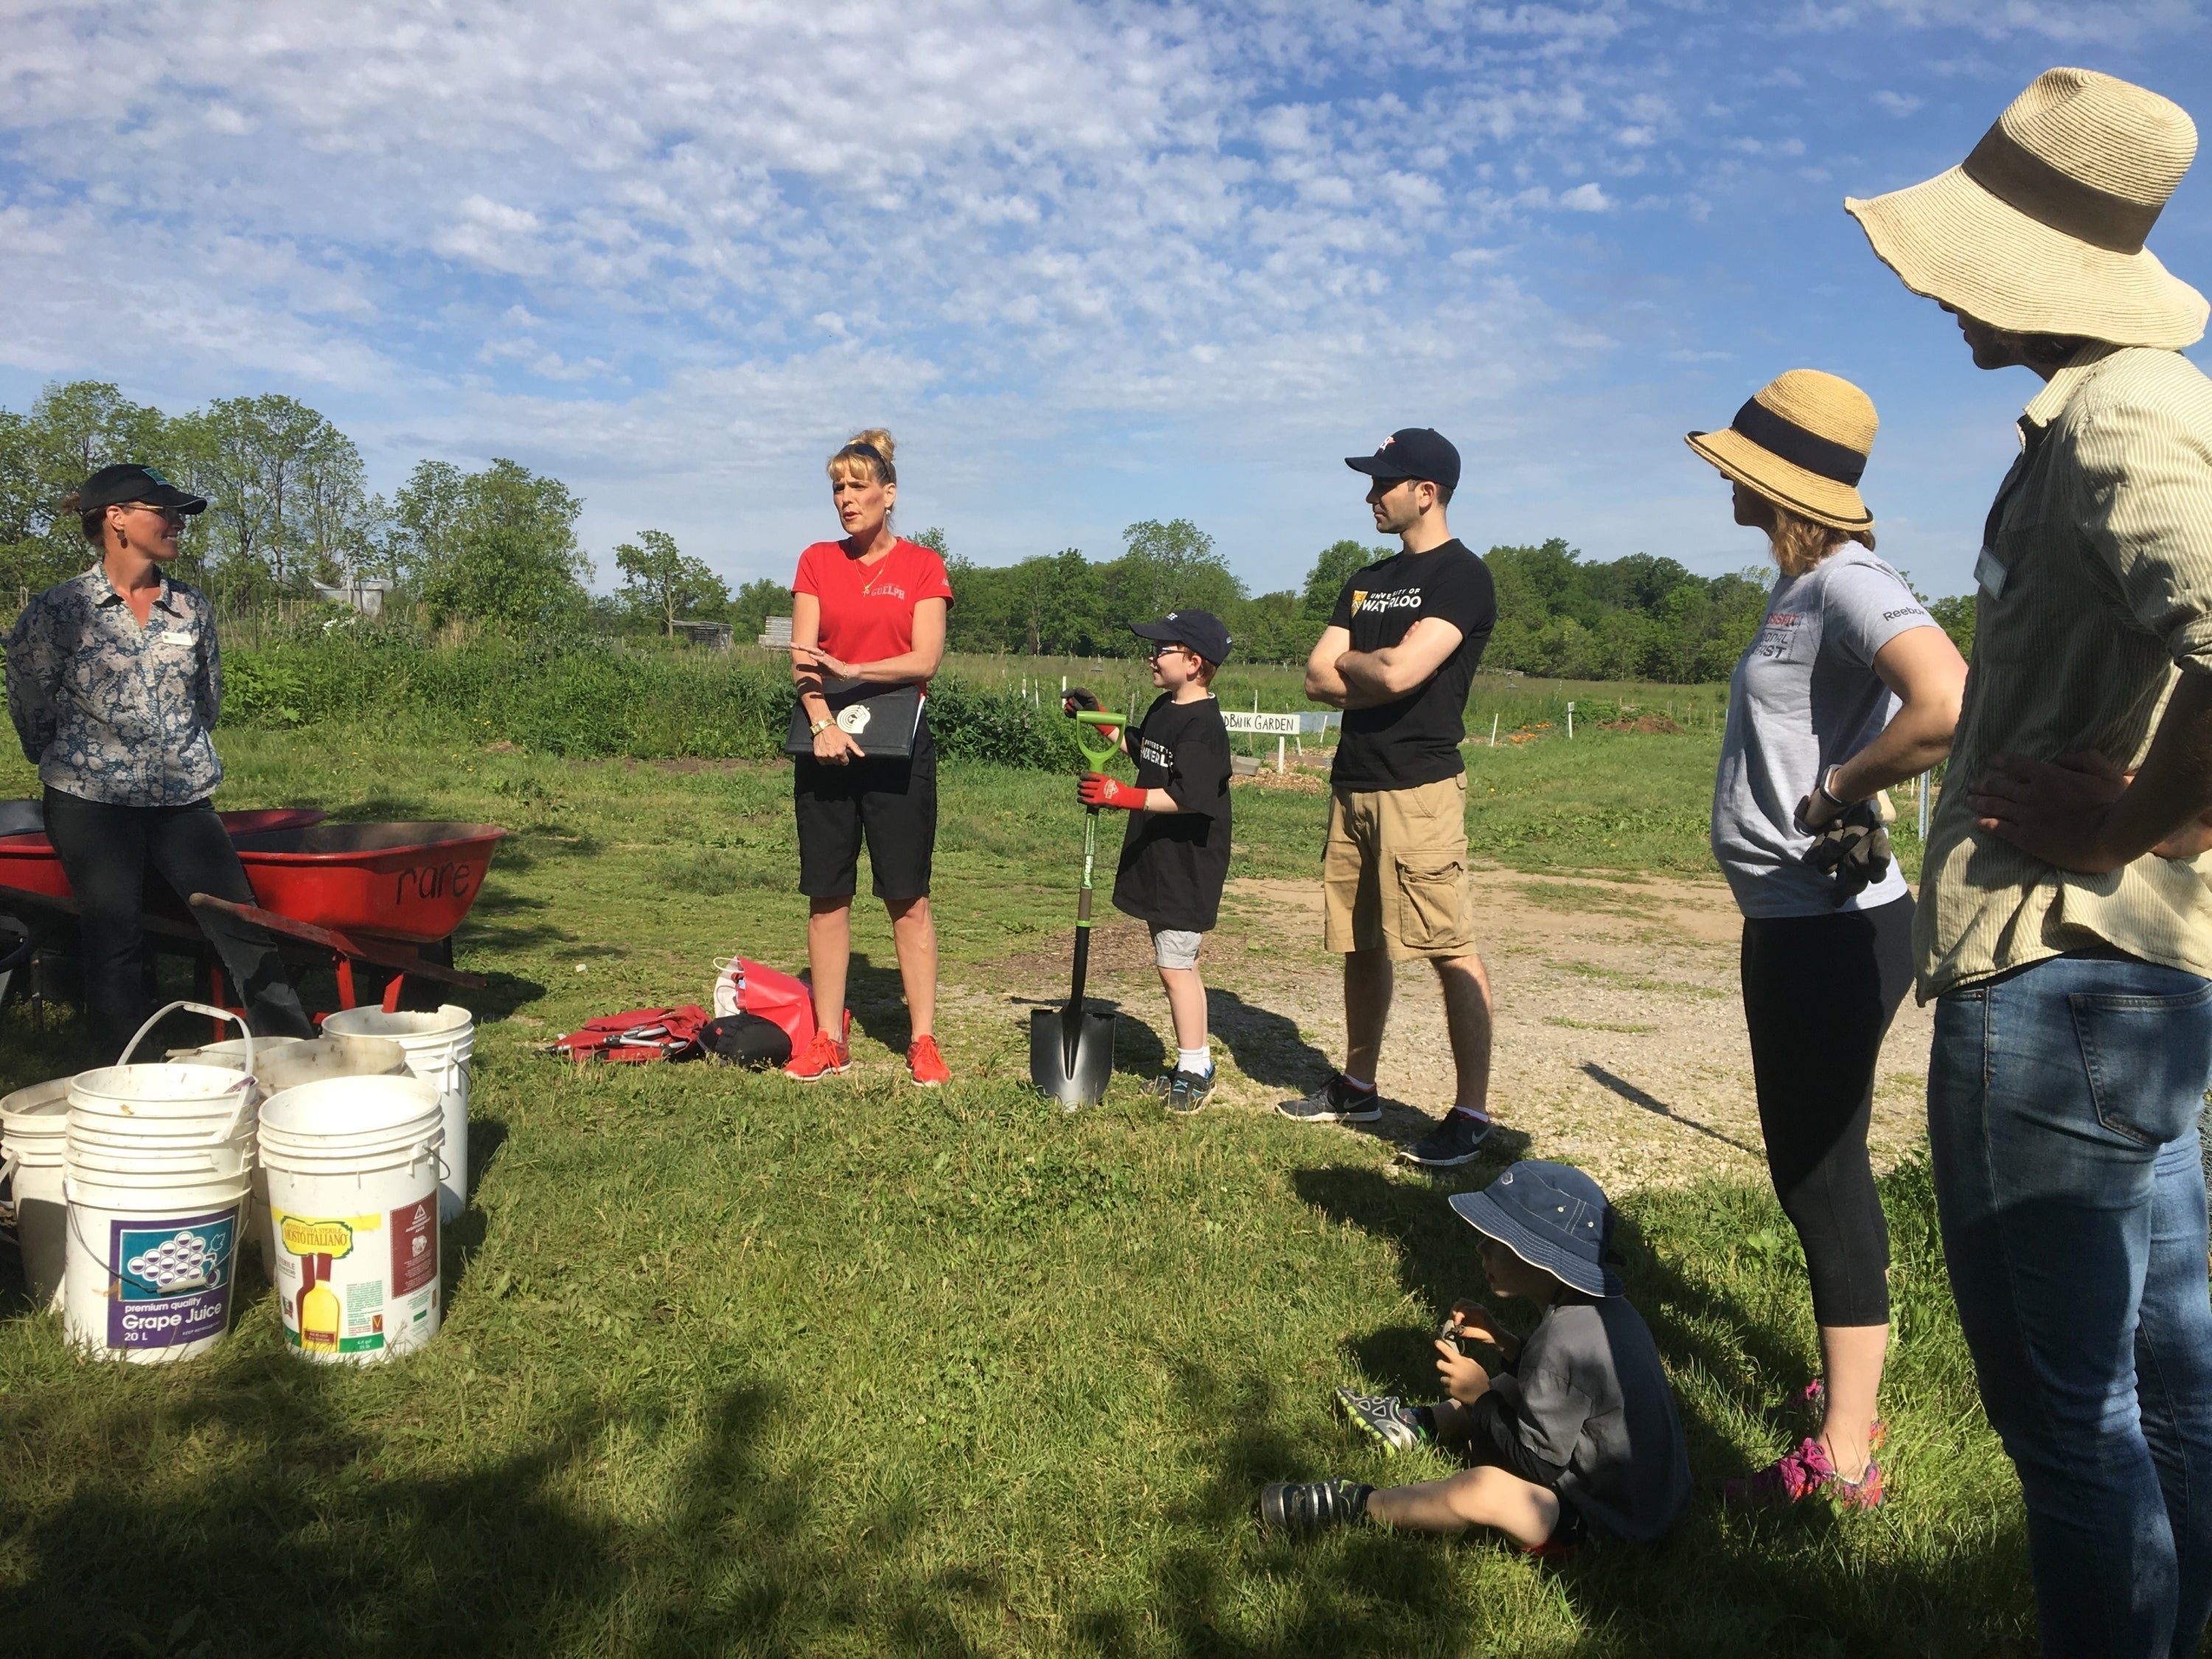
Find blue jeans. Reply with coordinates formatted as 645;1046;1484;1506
1929;954;2212;1659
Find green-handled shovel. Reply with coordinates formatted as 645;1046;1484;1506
1030;709;1124;1108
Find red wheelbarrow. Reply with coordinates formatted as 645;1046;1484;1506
0;807;507;1023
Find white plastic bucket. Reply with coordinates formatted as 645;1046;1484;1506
63;1155;248;1363
60;1003;255;1362
319;1006;473;1223
3;1078;72;1310
259;1075;444;1365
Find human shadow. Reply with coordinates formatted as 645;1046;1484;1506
1208;989;1330;1090
844;950;915;1052
0;1350;631;1654
1582;1062;1760;1158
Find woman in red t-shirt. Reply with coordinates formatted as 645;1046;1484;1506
786;428;956;1086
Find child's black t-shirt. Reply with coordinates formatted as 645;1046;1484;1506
1111;693;1231;933
1327;540;1497;790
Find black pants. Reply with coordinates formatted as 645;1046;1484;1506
44;788;313;1061
1739;895;1915;1329
793;714;937;901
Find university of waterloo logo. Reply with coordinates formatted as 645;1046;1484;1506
1352;589;1422;615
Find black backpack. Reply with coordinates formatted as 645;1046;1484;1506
700;1012;793;1069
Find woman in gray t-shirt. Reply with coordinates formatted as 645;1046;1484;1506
1687;370;1966;1512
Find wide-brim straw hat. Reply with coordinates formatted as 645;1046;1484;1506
1846;67;2206;350
1686;369;1877;533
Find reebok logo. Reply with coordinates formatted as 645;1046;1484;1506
1352;589;1423;614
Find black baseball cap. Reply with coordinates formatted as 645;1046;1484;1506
77;464;206;516
1130;608;1232;666
1345;428;1460;493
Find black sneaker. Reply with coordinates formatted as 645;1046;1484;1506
1164;1068;1216;1114
1276;1072;1381;1124
1335;1388;1431;1453
1259;1478;1376;1536
1401;1110;1493;1168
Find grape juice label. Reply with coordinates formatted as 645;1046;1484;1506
108;1207;238;1351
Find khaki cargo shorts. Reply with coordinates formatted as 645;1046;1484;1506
1323;774;1478;960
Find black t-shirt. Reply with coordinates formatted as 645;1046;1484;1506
1327;540;1497;790
1111;694;1231;933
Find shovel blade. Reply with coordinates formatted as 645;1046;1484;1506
1029;1006;1118;1108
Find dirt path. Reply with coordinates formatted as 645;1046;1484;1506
973;867;1932;1197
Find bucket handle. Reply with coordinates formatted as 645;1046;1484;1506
0;1147;15;1228
118;1001;254;1092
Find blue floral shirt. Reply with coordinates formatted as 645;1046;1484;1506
4;566;225;806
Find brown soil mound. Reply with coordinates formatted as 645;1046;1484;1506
1599;714;1682;735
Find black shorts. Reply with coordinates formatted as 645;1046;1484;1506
793;714;936;901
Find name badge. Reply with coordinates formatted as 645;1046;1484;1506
1974;547;2008;599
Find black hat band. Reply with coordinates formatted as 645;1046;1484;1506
1961;121;2163;256
1729;398;1868;487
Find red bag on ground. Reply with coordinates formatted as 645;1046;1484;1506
554;1004;712;1062
712;959;818;1052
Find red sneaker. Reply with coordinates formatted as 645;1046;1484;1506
784;1029;851;1081
906;1034;952;1087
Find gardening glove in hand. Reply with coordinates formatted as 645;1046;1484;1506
1078;773;1147;810
1062;686;1119;745
1798;798;1891;904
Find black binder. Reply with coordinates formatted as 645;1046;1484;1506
784;678;923;760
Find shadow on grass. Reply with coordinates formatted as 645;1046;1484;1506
1208;988;1329;1089
846;950;914;1052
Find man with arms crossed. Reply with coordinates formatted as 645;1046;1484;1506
1282;428;1502;1168
1849;69;2212;1658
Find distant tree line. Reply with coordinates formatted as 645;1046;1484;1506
2;378;1968;681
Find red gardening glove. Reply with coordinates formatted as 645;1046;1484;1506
1078;773;1147;810
1062;686;1119;746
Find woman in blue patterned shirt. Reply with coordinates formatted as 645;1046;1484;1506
4;465;312;1059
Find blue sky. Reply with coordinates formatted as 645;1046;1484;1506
4;0;2208;601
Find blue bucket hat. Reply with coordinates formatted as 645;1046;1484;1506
1448;1160;1622;1298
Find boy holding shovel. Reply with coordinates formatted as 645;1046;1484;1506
1064;609;1234;1112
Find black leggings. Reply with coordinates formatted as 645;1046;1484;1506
1739;895;1914;1329
44;788;313;1060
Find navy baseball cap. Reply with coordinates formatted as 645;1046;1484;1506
78;464;206;516
1449;1161;1622;1298
1130;608;1232;666
1345;428;1460;493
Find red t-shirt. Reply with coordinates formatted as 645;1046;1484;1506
791;538;954;672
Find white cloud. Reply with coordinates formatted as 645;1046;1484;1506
1;0;2204;593
1873;90;1924;116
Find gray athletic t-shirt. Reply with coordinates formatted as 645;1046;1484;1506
1711;549;1933;919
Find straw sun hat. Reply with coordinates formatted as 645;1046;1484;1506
1846;67;2206;350
1686;369;1877;533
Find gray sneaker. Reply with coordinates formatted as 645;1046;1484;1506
1401;1110;1493;1168
1164;1068;1216;1114
1276;1072;1382;1124
1335;1388;1430;1453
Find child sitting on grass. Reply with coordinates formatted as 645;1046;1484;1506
1262;1161;1690;1553
1062;608;1233;1113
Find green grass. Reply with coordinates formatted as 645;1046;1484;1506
0;726;2020;1656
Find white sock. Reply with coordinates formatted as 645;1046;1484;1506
1342;1072;1374;1092
1179;1045;1213;1077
